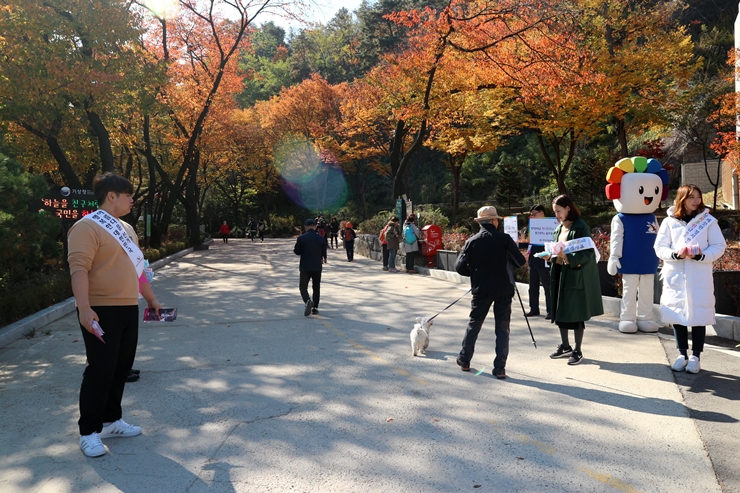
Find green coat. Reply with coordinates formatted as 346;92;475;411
550;218;604;324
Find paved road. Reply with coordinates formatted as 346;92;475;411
0;238;737;492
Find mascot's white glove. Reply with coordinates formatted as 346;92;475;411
607;257;621;276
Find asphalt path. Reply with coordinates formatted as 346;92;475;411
0;238;737;492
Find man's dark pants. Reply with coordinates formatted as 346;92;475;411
528;262;551;314
382;244;389;269
78;305;139;436
459;292;512;372
345;241;354;261
299;270;322;307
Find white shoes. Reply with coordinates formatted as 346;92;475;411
99;419;142;438
686;355;701;374
671;355;688;372
80;432;105;457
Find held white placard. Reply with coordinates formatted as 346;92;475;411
529;217;560;245
504;216;518;244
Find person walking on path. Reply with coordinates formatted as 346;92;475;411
402;214;422;274
385;217;401;273
343;221;357;261
654;184;726;374
380;220;390;271
248;217;258;241
543;195;603;366
257;218;266;241
294;218;328;316
68;173;162;458
219;221;231;243
455;206;526;379
526;204;551;319
329;217;339;249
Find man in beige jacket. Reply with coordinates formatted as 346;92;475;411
68;173;161;457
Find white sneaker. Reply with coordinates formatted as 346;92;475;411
80;432;105;457
99;419;142;438
686;355;701;374
671;355;688;372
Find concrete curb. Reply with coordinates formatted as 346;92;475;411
0;240;211;349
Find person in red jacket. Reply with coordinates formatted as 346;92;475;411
219;221;231;243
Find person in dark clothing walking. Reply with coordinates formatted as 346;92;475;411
294;218;328;315
526;204;552;319
329;217;339;249
343;222;357;261
455;206;526;379
257;218;266;241
248;217;258;241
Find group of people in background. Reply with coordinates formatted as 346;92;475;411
218;217;266;242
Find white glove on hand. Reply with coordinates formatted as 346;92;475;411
607;257;621;276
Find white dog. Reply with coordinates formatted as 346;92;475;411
410;317;432;356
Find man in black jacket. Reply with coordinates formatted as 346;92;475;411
294;218;328;316
455;206;525;379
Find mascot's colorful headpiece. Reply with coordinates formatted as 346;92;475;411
605;156;669;202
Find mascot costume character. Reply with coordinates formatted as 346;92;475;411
605;156;669;333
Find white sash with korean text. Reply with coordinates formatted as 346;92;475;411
681;210;713;248
546;237;601;263
84;209;145;277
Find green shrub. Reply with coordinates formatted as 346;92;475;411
144;249;160;262
415;206;450;229
0;154;64;287
269;214;297;237
0;271;72;326
159;247;168;258
358;210;396;235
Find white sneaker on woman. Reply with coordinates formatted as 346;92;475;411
686;355;701;374
670;355;688;372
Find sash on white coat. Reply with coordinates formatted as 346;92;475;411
680;210;713;248
83;209;145;278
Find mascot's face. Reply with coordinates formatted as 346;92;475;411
614;173;662;214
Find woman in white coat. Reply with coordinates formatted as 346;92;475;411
654;185;726;374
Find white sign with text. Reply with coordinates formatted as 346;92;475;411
529;217;560;245
504;216;518;244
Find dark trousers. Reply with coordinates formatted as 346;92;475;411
382;244;389;269
528;263;551;314
345;241;354;261
221;233;228;243
329;234;338;248
249;230;256;241
299;270;322;307
78;305;139;436
674;324;706;353
258;230;264;241
459;292;512;371
405;250;417;271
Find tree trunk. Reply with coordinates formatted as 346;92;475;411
616;118;629;158
86;109;114;172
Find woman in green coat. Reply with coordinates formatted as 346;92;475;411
542;195;603;365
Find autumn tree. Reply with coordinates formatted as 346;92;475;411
0;0;154;188
136;0;310;246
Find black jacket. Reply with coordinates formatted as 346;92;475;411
455;223;525;297
294;229;328;272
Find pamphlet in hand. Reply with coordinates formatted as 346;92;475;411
143;308;177;322
91;320;105;344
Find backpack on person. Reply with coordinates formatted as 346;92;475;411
403;224;417;244
379;226;387;243
345;228;355;242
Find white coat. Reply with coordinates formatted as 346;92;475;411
653;207;726;326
